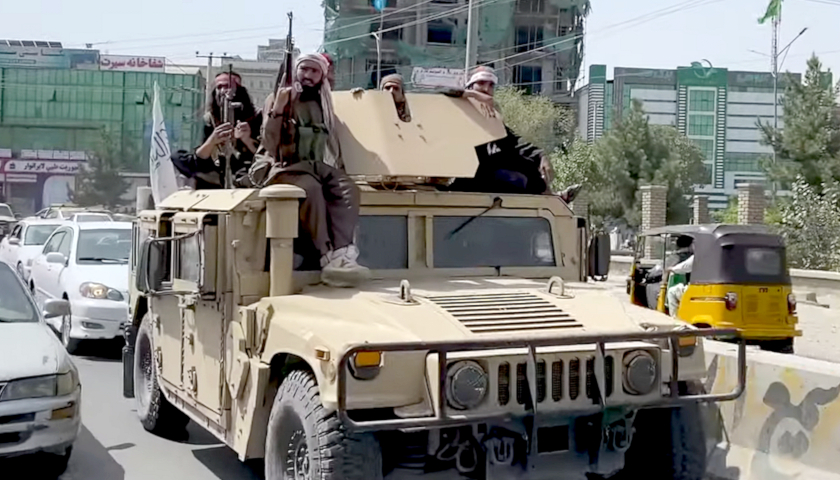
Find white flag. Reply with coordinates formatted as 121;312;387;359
149;81;179;205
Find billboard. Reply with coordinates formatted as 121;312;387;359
411;67;465;90
0;46;98;69
100;55;166;72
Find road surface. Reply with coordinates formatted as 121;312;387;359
55;343;262;480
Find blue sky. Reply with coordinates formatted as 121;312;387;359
3;0;839;82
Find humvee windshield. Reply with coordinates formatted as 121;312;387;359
356;214;555;270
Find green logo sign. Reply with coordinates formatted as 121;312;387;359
690;59;715;79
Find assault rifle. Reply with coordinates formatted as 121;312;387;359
270;12;297;165
221;64;242;189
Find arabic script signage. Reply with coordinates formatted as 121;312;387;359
100;55;165;72
4;160;84;175
0;46;98;69
411;67;465;90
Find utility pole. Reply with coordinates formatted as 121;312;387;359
464;0;479;85
376;13;383;88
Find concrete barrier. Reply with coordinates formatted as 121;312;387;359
702;341;840;479
609;255;840;295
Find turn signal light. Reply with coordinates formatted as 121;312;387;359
354;351;382;368
51;403;77;420
724;292;738;311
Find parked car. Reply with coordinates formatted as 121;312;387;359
67;212;113;223
34;205;112;221
0;219;63;280
0;262;81;476
0;203;16;239
29;222;131;353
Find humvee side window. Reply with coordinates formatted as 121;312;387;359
432;216;555;268
357;216;408;270
175;234;201;284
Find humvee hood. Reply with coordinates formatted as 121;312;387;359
258;277;683;356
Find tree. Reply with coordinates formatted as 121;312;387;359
71;130;130;211
493;86;575;154
592;100;706;227
772;177;840;271
760;55;840;191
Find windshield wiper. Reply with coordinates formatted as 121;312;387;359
78;257;128;263
446;197;503;240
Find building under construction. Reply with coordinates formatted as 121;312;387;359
323;0;589;104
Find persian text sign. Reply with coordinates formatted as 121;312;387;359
100;55;165;72
4;160;84;174
411;67;465;90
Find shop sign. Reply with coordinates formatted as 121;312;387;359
4;160;84;174
411;67;466;90
100;55;165;72
5;173;38;183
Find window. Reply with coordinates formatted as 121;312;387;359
57;231;73;258
0;265;38;323
357;216;408;269
512;65;542;94
725;153;765;173
702;164;713;185
691;138;715;162
76;229;131;264
366;59;400;89
0;205;12;218
24;225;60;245
176;235;201;283
745;248;782;276
516;0;545;13
433;217;555;268
9;225;22;240
372;0;396;5
370;20;403;41
688;114;714;136
516;25;544;52
688;89;715;112
427;20;454;44
42;231;66;254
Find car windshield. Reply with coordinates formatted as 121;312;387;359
0;205;13;218
24;225;61;245
433;216;556;268
0;265;38;323
77;229;131;263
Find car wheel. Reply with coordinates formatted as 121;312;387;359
265;370;382;480
44;446;73;477
611;381;706;480
134;313;189;436
15;261;24;279
60;312;82;354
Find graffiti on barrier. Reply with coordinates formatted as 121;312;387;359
752;382;840;479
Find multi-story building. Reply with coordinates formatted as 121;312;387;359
577;63;809;210
323;0;588;104
0;40;204;214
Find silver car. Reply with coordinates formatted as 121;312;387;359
0;262;81;476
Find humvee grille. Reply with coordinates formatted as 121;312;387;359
427;293;581;333
504;357;612;407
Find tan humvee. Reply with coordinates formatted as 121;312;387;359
123;91;745;480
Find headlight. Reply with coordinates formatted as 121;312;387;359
0;372;77;401
446;360;488;410
80;282;124;301
623;350;658;395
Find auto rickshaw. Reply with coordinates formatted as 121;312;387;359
627;224;800;353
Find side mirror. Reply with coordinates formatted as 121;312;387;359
8;237;20;246
588;233;611;281
43;299;70;319
136;238;167;294
46;252;67;265
14;214;21;220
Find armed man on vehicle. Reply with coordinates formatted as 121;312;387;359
251;53;370;287
171;71;262;189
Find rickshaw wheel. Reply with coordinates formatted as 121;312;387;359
759;338;794;354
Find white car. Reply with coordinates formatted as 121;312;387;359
67;212;113;223
0;203;16;239
0;262;81;476
0;219;63;280
29;222;131;353
35;206;112;221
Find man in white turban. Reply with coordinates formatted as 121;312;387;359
253;53;369;288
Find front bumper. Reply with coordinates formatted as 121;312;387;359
338;328;746;433
69;299;129;341
0;388;82;458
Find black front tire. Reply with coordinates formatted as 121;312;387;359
60;314;82;355
133;313;189;436
265;370;382;480
43;446;72;478
613;383;706;480
760;338;794;354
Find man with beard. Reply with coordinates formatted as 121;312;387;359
252;53;369;287
171;71;262;189
349;73;412;122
